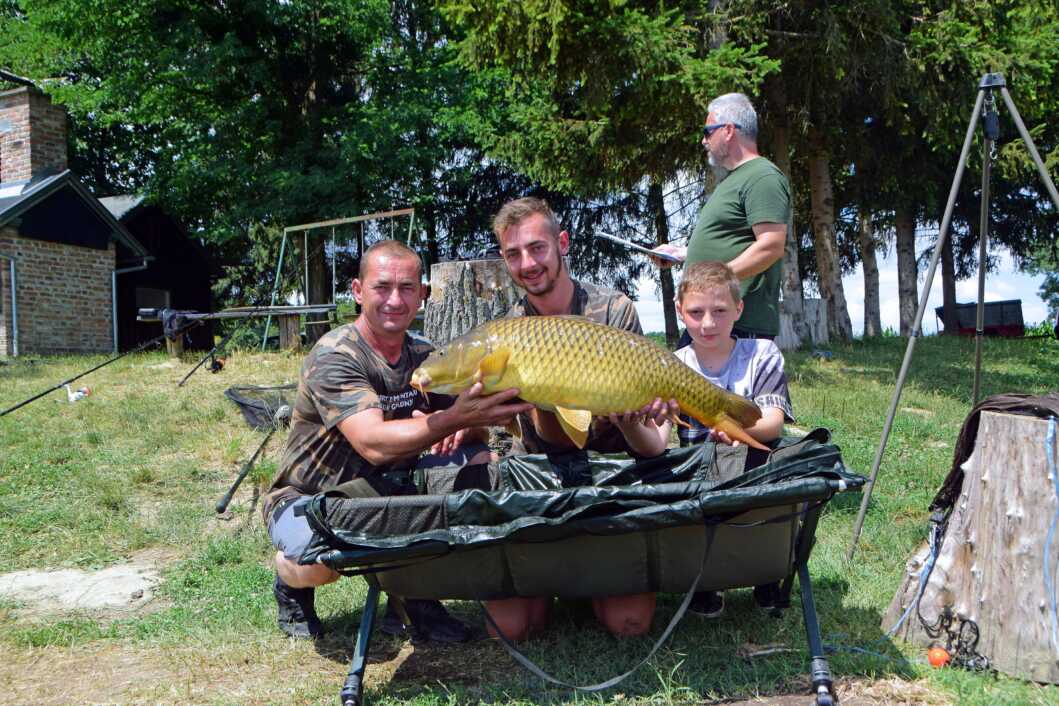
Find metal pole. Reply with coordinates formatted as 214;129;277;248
999;86;1059;212
261;232;288;351
0;254;17;357
847;87;986;561
111;259;150;353
972;95;997;404
303;230;309;307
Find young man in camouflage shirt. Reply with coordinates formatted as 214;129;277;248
486;197;679;641
264;240;532;640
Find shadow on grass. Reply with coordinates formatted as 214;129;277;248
308;574;914;705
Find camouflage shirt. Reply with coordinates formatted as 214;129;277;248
262;323;450;521
506;279;644;455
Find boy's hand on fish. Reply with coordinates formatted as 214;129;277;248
606;409;648;430
642;398;680;427
606;398;679;430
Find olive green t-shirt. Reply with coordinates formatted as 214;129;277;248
686;157;791;336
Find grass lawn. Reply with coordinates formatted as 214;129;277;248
0;332;1057;705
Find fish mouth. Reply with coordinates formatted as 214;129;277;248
410;369;431;392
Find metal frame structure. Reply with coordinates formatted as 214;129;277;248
261;208;416;350
847;73;1059;560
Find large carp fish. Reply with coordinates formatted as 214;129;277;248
410;315;766;450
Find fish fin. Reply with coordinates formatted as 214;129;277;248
474;349;510;387
554;405;591;449
666;411;691;428
505;417;523;441
713;413;770;452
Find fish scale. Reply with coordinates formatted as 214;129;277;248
412;316;762;446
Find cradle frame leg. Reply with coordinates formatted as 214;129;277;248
797;561;836;706
340;581;381;706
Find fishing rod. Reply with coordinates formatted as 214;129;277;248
180;233;332;387
215;404;291;513
177;310;256;388
0;323;199;418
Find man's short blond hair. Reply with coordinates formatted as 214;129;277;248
677;261;742;305
492;197;561;240
359;239;422;280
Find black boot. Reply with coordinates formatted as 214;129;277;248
274;575;323;639
688;590;725;618
379;597;471;643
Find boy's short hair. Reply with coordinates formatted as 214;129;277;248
677;261;742;305
492;197;561;240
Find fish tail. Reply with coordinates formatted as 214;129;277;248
712;413;770;452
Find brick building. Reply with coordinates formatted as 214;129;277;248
0;83;212;355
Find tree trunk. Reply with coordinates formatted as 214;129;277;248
858;210;882;337
647;181;679;347
940;233;959;335
884;412;1059;683
423;259;521;345
894;205;918;336
765;81;810;347
807;129;853;342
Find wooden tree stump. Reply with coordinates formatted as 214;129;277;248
165;334;184;358
277;314;301;350
883;411;1059;682
424;259;522;346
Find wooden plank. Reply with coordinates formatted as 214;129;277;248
283;208;415;233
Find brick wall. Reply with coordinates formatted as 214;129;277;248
0;230;113;355
0;87;68;184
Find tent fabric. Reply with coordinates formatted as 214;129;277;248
299;429;862;600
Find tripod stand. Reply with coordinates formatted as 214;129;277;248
848;73;1059;560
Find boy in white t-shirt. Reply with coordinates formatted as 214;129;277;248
674;260;794;618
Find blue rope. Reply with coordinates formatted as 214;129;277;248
884;517;943;639
1044;417;1059;655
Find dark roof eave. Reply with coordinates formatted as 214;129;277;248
0;171;149;258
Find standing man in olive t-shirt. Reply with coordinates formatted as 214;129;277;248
652;92;790;339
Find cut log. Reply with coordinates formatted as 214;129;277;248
424;259;522;346
883;411;1059;682
277;314;301;350
165;334;184;358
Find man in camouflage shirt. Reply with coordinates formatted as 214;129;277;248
484;197;678;642
265;239;532;640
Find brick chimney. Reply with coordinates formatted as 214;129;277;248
0;87;68;185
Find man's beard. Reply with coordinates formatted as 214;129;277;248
521;256;564;295
707;146;729;180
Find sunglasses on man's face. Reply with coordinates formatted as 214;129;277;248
703;122;741;138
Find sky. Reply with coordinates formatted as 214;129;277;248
632;242;1050;337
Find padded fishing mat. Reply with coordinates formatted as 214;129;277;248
301;429;862;600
